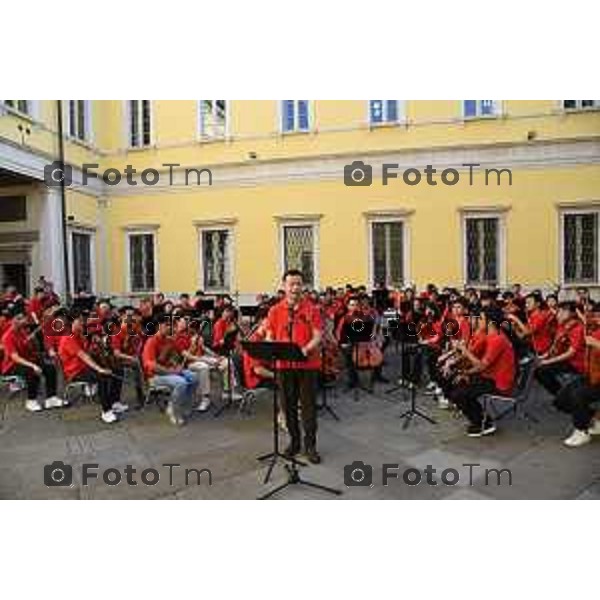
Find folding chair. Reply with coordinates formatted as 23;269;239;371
481;355;539;426
55;358;98;405
138;358;174;411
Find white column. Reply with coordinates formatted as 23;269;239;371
38;186;67;296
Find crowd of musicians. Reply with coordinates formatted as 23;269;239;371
1;274;600;460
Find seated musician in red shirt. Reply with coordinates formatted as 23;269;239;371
110;306;144;409
450;307;516;437
141;316;200;426
553;323;600;448
58;311;119;424
211;305;237;353
535;301;585;396
27;287;46;325
242;319;274;390
1;308;66;412
507;292;555;356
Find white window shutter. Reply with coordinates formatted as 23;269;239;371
397;100;407;122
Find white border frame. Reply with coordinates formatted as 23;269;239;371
196;223;236;294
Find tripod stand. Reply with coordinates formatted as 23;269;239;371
317;347;340;420
213;329;239;418
394;343;437;428
242;341;342;499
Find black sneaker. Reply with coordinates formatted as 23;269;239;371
481;419;497;436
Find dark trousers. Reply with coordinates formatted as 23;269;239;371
72;369;113;412
7;360;57;401
279;369;318;451
535;362;581;396
449;376;499;426
554;382;600;430
112;361;144;407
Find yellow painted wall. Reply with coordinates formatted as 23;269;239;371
2;100;600;295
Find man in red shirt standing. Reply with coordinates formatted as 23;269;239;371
1;308;66;412
451;307;516;437
266;269;323;463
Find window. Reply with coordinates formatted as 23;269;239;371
0;196;26;222
563;212;598;284
371;221;404;287
563;100;600;111
198;100;227;138
128;232;156;292
282;224;316;287
369;100;403;124
464;216;500;285
71;231;93;293
200;229;232;292
128;100;152;147
2;100;30;115
67;100;90;142
463;100;499;118
281;100;310;133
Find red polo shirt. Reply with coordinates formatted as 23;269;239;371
557;320;586;373
481;331;515;394
212;318;229;349
527;309;554;355
141;334;172;378
1;325;35;374
110;323;143;357
266;298;322;370
58;333;88;381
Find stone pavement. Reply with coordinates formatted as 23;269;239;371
1;373;599;500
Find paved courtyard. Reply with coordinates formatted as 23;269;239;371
1;364;600;500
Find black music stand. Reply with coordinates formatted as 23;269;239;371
242;341;342;500
213;328;239;417
340;317;376;401
393;342;436;428
317;346;340;421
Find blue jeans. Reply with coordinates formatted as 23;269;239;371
150;370;199;417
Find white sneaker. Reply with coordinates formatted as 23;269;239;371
563;429;592;448
588;420;600;436
222;391;243;401
166;403;185;426
111;401;129;414
25;399;44;412
44;396;68;409
195;396;212;412
101;410;118;424
425;382;436;391
437;396;450;409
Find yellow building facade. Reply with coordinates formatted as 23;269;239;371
0;100;599;301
